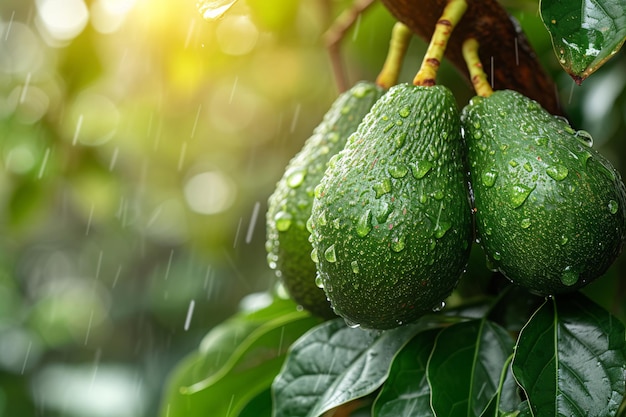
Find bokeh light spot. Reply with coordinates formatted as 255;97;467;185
216;15;258;56
184;170;236;215
36;0;90;41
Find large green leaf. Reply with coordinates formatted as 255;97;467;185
372;329;440;417
479;355;522;417
540;0;626;83
427;319;515;417
160;296;319;417
511;293;626;417
272;317;436;417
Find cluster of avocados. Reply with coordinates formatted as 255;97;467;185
265;36;626;332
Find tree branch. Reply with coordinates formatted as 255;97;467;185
380;0;562;115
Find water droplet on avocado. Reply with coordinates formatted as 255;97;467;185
434;221;452;238
432;301;445;312
324;245;337;263
344;319;361;329
391;234;406;252
546;165;568;181
388;164;408;178
376;202;393;223
492;251;502;261
373;178;392;198
395;133;407;148
473;121;481;129
510;184;535;208
328;153;341;168
608;200;619;214
473;130;483;140
285;168;306;188
314;184;324;198
352;84;372;98
310;248;319;263
560;235;569;245
432;190;444;200
575;130;593;147
534;137;548;146
509;160;519;167
560;267;579;286
356;209;373;237
398;107;411;118
341;105;351;115
481;170;497;187
520;218;531;229
274;211;293;231
315;274;324;288
523;162;533;172
351;260;359;274
327;132;341;143
306;217;314;233
410;160;433;179
318;210;327;226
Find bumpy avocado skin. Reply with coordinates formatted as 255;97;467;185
266;82;384;318
462;90;626;295
309;84;472;329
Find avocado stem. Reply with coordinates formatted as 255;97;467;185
376;22;413;89
462;38;493;97
413;0;468;86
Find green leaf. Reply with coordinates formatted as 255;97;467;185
427;319;515;417
160;296;320;417
239;388;272;417
479;355;522;417
511;293;626;417
272;318;437;417
540;0;626;83
372;329;440;417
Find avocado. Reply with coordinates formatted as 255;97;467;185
309;83;472;329
462;89;626;295
266;81;384;318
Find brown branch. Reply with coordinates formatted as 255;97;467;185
380;0;562;115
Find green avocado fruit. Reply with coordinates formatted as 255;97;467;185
266;81;384;318
462;89;626;295
309;83;472;329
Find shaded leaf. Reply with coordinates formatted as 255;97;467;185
372;329;440;417
479;355;522;417
540;0;626;83
160;296;319;417
239;388;272;417
272;317;437;417
428;319;515;417
511;293;626;417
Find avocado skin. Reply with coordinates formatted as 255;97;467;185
266;82;384;318
309;84;472;329
462;90;626;295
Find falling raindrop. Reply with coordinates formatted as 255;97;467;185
245;201;261;243
184;300;196;331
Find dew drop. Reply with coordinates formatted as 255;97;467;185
608;199;619;215
432;301;445;312
351;260;360;274
473;121;481;129
373;178;392;198
560;266;579;286
285;168;306;188
376;202;393;223
388;164;408;178
546;165;568;181
434;221;452;239
419;194;428;204
520;218;531;229
391;234;406;252
481;170;497;187
310;248;319;263
398;107;411;118
575;130;593;147
274;211;293;231
492;251;502;261
473;130;483;140
324;245;337;263
410;160;433;179
523;162;533;172
356;209;373;237
315;274;324;288
509;160;519;167
432;190;444;200
395;133;407;148
344;319;361;329
509;184;535;208
332;218;341;229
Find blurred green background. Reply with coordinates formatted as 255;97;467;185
0;0;624;416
